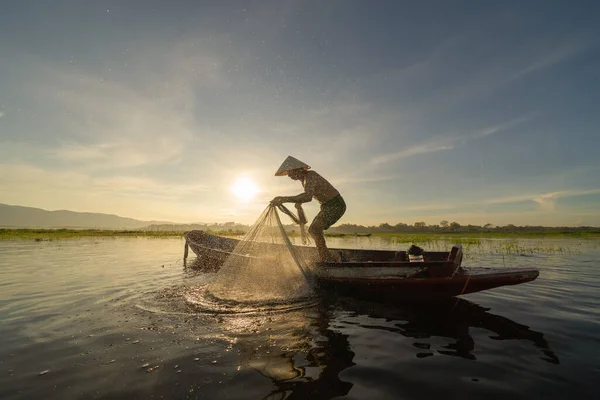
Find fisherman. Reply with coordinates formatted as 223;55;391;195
270;156;346;262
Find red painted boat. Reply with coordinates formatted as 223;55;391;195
183;230;539;299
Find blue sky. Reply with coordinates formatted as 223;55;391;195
1;1;599;226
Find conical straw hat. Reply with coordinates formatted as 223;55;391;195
275;156;311;176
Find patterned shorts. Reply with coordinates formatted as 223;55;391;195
317;195;346;230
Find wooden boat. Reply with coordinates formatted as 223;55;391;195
183;230;539;299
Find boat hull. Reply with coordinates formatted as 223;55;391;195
315;268;539;299
183;230;539;298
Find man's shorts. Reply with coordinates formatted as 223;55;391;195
318;195;346;230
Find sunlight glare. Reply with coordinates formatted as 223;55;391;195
231;177;260;202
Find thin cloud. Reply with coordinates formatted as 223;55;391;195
532;192;561;211
371;139;458;165
371;113;536;165
0;163;90;189
13;39;227;170
94;176;210;198
333;175;398;185
52;143;117;162
505;41;592;83
486;188;600;209
472;113;538;139
387;188;600;214
37;71;196;169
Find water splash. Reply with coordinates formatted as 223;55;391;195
205;206;314;303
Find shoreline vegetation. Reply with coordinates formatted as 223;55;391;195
1;226;599;241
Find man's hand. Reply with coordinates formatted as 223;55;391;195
270;196;284;206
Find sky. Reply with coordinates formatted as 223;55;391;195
1;1;599;227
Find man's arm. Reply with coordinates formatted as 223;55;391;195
272;172;315;205
271;192;312;205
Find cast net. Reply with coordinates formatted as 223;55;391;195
206;204;315;303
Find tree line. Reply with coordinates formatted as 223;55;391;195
144;220;599;234
328;221;600;234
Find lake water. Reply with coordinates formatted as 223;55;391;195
1;236;599;399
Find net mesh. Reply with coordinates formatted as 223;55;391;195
207;205;314;303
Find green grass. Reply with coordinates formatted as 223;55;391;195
322;232;595;256
1;228;596;256
371;233;590;256
4;228;597;242
0;228;246;241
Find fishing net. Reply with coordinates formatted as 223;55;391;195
207;204;315;303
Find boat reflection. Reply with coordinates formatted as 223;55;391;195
230;295;558;399
329;295;559;364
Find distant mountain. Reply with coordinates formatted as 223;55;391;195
0;203;171;229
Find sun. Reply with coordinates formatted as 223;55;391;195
230;177;260;202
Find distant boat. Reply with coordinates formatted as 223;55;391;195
354;233;372;237
324;232;347;237
183;230;539;299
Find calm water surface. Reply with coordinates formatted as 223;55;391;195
1;237;599;399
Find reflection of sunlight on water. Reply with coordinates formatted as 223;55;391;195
229;302;325;385
136;279;324;385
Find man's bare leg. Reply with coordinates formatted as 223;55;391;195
309;217;333;262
